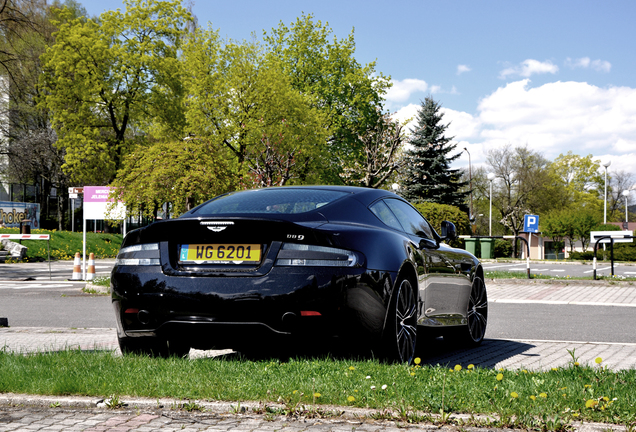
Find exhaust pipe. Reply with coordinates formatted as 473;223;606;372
137;310;152;325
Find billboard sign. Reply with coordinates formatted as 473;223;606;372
0;201;40;228
83;186;125;220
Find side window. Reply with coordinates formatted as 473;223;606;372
384;199;435;239
369;200;404;231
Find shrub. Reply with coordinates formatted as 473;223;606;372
493;239;512;258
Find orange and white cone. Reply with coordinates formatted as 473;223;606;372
71;252;82;280
87;253;96;281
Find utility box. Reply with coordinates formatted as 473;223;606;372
464;238;477;255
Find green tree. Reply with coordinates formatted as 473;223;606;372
548;151;603;209
399;97;468;209
39;0;191;185
486;145;551;246
411;201;470;236
181;27;328;187
111;138;235;218
264;14;391;183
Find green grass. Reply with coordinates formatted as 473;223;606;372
0;350;634;428
0;228;122;261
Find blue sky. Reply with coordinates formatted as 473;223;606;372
78;0;636;178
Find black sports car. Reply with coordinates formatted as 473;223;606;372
111;186;487;362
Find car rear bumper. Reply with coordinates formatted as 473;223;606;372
112;265;394;350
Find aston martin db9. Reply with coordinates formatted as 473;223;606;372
111;186;487;362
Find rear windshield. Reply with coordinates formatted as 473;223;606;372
191;188;349;215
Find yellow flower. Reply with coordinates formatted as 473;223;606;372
467;364;474;370
410;372;415;376
602;396;609;402
293;390;298;394
354;390;358;393
313;392;321;398
348;366;355;371
347;396;355;402
454;365;462;371
585;400;597;408
449;369;454;372
574;362;580;366
414;357;421;365
584;384;591;388
530;395;536;401
539;393;547;398
595;357;602;364
573;413;580;417
511;392;518;398
496;373;503;381
551;367;558;371
522;369;528;374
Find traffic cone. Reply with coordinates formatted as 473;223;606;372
71;252;82;280
87;253;96;281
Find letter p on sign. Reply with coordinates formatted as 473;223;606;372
524;214;539;233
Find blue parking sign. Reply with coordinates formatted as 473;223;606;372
523;214;539;233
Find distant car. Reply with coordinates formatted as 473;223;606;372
111;186;487;362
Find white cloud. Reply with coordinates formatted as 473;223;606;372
441;79;636;170
385;78;428;103
565;57;611;73
499;59;559;79
457;64;471;75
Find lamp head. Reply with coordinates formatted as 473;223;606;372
623;190;630;197
487;172;496;181
602;160;611;168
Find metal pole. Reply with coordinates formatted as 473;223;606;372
71;198;74;232
489;180;493;237
604;166;608;224
464;148;473;221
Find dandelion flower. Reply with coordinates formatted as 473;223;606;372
595;357;602;364
551;367;558;371
371;385;376;390
454;365;462;371
574;362;579;366
602;397;609;402
313;392;321;398
539;393;547;398
584;384;591;388
414;357;421;365
293;390;298;394
381;384;388;390
349;366;355;371
530;395;537;401
467;364;474;370
410;372;415;376
347;396;355;402
585;399;597;408
511;392;518;398
522;369;528;374
496;373;503;381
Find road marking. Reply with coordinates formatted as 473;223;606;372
584;266;611;273
483;263;526;269
624;272;636;274
532;269;549;271
551;269;565;272
0;281;85;289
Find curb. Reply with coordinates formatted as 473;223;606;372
0;393;627;432
486;278;636;286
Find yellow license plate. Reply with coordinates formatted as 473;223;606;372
179;244;261;263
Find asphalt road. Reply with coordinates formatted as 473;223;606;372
1;283;634;345
3;259;634;281
482;260;636;278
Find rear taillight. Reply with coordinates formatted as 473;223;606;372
275;243;360;267
116;243;160;266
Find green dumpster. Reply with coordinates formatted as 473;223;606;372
480;238;495;259
464;238;477;255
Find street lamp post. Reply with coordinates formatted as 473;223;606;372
603;160;611;224
463;147;473;222
487;172;496;236
623;190;630;226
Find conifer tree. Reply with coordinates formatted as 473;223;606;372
399;97;468;210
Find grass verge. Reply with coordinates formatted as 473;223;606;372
0;350;634;428
0;228;122;261
485;270;636;282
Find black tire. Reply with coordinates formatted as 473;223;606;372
449;276;488;347
383;277;418;363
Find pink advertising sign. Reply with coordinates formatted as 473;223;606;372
83;186;125;220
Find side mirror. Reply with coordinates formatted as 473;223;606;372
440;221;457;242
